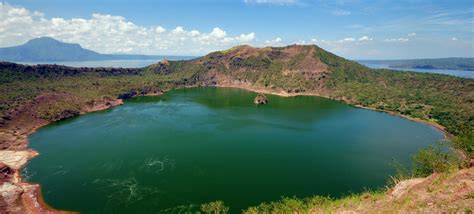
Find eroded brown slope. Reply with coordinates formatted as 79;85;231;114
151;45;332;94
321;167;474;213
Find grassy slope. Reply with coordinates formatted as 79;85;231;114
313;49;474;157
0;63;200;121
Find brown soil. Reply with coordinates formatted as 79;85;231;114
318;167;474;213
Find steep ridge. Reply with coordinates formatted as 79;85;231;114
150;45;331;93
150;45;473;147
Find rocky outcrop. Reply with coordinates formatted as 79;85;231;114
0;62;142;81
0;163;14;181
0;149;64;213
117;86;163;100
52;109;80;122
117;90;138;100
0;150;34;213
254;94;268;105
84;97;123;113
0;182;24;213
152;59;173;75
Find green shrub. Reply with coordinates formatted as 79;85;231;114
412;143;461;177
200;201;229;214
390;142;461;185
453;130;474;158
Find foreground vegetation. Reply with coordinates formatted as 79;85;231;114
191;145;463;214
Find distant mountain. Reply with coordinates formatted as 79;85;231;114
359;58;474;71
0;37;175;62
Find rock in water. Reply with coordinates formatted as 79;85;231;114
254;94;268;105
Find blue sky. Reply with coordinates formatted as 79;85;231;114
1;0;473;59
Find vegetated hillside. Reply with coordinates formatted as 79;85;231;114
0;44;473;155
359;58;474;71
0;37;176;62
151;45;474;157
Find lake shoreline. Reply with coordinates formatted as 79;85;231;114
214;84;450;137
0;85;461;213
0;97;123;213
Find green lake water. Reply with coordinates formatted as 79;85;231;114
23;87;444;213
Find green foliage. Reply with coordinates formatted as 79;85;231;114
391;143;461;182
389;160;412;185
452;130;474;158
200;201;229;214
243;192;383;213
412;144;461;177
37;99;81;120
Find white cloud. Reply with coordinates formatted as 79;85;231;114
243;0;299;5
237;33;256;42
332;9;351;16
340;37;355;42
209;27;227;38
171;26;186;35
155;26;166;34
358;36;372;41
451;37;458;41
0;3;257;55
384;38;409;42
295;40;307;45
312;37;372;45
265;37;283;46
408;32;416;37
189;30;200;37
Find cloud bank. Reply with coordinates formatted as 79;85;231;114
1;2;471;59
0;3;256;55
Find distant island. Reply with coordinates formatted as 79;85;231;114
0;37;190;62
359;58;474;71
